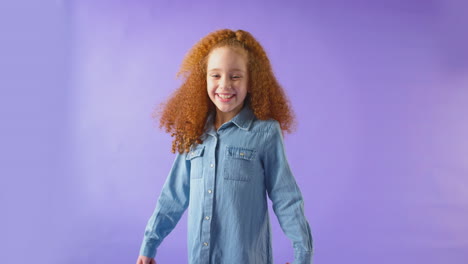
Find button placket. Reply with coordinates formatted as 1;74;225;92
201;136;216;259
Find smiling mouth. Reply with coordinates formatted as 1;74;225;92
217;93;235;99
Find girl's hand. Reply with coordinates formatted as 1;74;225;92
136;255;157;264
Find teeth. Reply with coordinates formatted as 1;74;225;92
218;94;234;99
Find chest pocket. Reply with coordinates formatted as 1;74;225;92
224;146;257;182
186;145;205;179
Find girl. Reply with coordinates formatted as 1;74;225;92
136;29;313;264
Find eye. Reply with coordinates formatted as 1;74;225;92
232;75;241;79
210;74;220;78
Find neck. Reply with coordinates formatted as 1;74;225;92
214;104;244;130
214;111;233;130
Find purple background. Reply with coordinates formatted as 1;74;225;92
2;0;468;263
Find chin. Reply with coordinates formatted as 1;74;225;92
217;106;235;113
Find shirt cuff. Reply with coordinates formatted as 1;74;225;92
294;249;313;264
139;240;158;259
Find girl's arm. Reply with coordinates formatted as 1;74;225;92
264;121;314;264
138;152;191;259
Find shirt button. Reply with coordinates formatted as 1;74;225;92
210;163;214;168
203;242;209;246
207;189;212;194
205;216;210;220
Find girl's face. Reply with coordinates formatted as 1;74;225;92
206;46;248;120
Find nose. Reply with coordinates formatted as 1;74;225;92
219;76;232;89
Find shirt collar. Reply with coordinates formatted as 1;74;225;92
205;104;255;137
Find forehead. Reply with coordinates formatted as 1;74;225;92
207;47;248;71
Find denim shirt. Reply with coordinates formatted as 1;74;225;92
139;105;313;264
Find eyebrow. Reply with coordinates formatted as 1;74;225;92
207;68;246;73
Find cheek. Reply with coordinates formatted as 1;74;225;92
207;84;216;98
241;83;249;95
208;87;214;94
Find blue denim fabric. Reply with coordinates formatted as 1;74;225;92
139;105;313;264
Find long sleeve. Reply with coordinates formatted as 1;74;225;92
139;152;191;258
264;121;314;264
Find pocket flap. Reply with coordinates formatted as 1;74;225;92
186;145;205;160
226;146;256;160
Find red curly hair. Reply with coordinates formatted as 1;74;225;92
154;29;296;153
